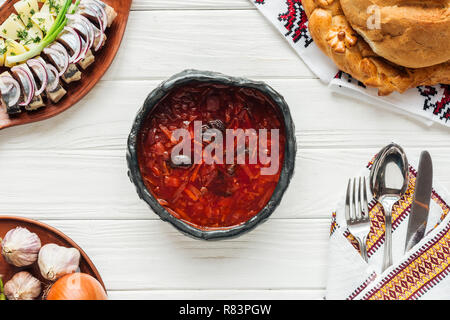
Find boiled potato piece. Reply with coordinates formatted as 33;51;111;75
40;0;66;16
20;23;43;49
4;39;27;67
13;0;44;46
31;10;54;35
0;12;43;47
0;39;6;67
14;0;40;27
36;0;66;34
0;14;26;40
5;39;27;55
32;0;64;34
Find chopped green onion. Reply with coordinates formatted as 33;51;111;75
0;276;5;300
6;0;73;65
44;0;71;40
71;0;81;14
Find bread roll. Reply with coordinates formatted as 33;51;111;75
340;0;450;68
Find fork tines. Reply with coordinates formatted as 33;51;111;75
345;177;371;262
346;177;369;223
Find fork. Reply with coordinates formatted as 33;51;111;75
345;177;371;262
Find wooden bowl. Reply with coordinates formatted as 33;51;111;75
0;216;104;299
0;0;132;130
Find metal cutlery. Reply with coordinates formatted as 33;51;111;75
370;143;409;272
345;177;371;262
405;151;433;253
344;144;434;270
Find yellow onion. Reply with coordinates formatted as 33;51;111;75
46;273;107;300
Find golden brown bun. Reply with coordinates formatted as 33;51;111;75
340;0;450;68
302;0;450;95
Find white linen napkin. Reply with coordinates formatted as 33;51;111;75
327;154;450;300
251;0;450;128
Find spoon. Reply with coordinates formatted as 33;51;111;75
370;143;409;272
369;144;390;192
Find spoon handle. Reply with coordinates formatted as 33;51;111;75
381;200;396;272
383;212;393;272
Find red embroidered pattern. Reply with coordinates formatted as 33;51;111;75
342;158;450;299
363;223;450;300
277;0;313;47
347;272;377;300
344;168;417;258
419;85;450;122
330;212;338;236
335;71;367;88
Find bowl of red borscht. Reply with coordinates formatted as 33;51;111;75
127;70;296;240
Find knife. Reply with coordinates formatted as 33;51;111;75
405;151;433;253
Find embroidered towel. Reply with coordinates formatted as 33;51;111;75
327;153;450;300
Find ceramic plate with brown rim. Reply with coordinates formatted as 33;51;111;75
0;0;132;130
0;216;104;299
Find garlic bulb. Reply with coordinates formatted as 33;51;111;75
38;244;81;281
1;227;41;267
4;272;41;300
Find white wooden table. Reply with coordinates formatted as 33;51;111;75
1;0;449;300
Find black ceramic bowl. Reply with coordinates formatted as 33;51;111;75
127;70;296;240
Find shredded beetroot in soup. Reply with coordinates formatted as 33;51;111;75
137;83;286;228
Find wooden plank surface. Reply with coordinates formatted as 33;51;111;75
104;10;313;80
107;290;325;300
42;219;330;291
0;80;445;151
131;0;254;10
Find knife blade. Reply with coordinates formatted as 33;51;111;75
405;151;433;253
